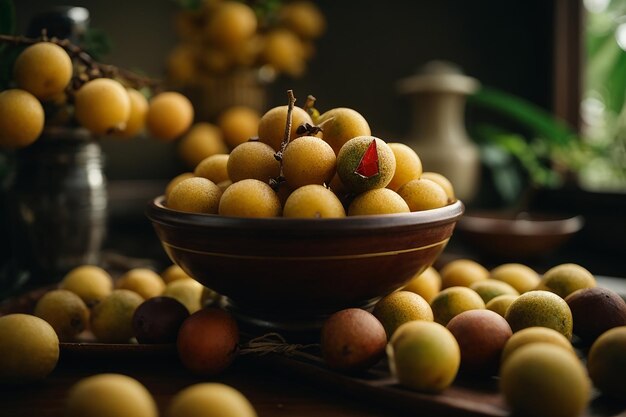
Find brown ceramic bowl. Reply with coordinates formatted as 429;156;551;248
146;197;464;331
455;210;584;260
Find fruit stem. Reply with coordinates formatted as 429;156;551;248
0;33;161;91
270;89;296;190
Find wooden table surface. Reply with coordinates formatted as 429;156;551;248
0;350;414;417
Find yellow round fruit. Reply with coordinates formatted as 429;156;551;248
282;136;336;189
0;89;44;148
74;78;131;135
282;184;345;218
386;143;422;191
66;373;158;417
34;289;89;342
257;105;313;152
317;107;371;155
348;188;410;216
146;91;194;141
217;106;260;149
117;88;149;138
167;177;223;214
505;290;573;339
485;294;518;318
261;29;306;77
420;172;455;202
336;136;396;194
430;286;486;326
161;264;193;283
278;0;325;39
387;320;460;393
500;343;590;417
373;290;433;339
587;326;626;399
178;122;228;168
218;179;281;218
59;265;113;307
397;178;448;212
165;172;195;200
13;42;73;100
167;383;257;417
227;141;280;183
162;279;205;313
117;268;166;300
194;154;230;184
500;326;575;365
440;259;489;289
490;263;540;294
402;266;442;304
0;314;59;384
538;263;596;298
90;289;144;343
205;1;257;48
469;279;519;304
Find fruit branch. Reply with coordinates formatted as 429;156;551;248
0;33;161;90
270;89;296;190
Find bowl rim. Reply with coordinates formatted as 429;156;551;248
146;196;464;232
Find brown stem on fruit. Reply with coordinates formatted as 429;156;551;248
270;89;296;190
0;33;161;91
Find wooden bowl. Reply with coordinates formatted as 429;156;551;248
146;197;464;331
455;210;584;261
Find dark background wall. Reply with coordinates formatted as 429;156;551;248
14;0;555;180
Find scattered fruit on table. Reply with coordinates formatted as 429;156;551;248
65;373;158;417
446;309;512;376
485;294;518;318
0;314;59;384
320;308;387;372
372;291;433;339
440;259;489;289
90;289;144;343
167;382;257;417
489;262;541;294
132;296;190;344
176;307;240;376
430;286;486;326
161;264;194;283
469;279;519;304
500;326;575;365
162;279;205;313
537;263;597;298
401;266;442;304
116;268;166;300
500;343;590;417
504;290;573;339
586;326;626;399
33;289;90;342
565;287;626;344
387;320;460;393
59;265;114;307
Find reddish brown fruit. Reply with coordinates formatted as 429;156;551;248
176;308;239;375
321;308;387;372
446;309;512;375
565;287;626;345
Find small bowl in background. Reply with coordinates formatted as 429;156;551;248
455;210;584;261
146;197;464;332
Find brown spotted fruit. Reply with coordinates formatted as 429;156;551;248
565;287;626;345
320;308;387;372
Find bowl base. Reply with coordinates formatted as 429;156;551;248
221;297;380;341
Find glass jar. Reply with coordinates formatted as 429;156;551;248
5;127;107;286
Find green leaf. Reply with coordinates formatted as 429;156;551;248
468;87;575;145
82;28;112;61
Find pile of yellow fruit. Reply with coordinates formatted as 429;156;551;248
167;0;326;83
165;92;457;218
0;40;194;149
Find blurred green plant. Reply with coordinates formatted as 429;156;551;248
468;87;592;205
579;0;626;191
